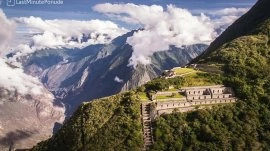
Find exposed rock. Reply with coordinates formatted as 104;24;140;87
0;87;65;150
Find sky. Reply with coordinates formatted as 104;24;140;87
0;0;256;20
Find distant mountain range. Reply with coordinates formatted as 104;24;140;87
22;31;207;114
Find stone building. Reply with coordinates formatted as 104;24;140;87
185;85;234;100
156;101;188;110
150;85;237;118
209;87;234;99
185;88;211;100
155;98;236;116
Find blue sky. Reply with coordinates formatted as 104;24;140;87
0;0;256;20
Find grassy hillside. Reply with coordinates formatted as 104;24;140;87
151;11;270;151
31;92;143;151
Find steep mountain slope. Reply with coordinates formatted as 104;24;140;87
196;0;270;61
31;92;143;151
30;0;270;150
23;31;206;114
0;87;65;151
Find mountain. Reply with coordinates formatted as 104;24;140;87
22;31;206;114
0;87;65;151
29;0;270;150
151;0;270;150
31;92;143;151
196;0;270;61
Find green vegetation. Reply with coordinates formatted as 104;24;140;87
155;93;185;100
151;17;270;151
167;87;178;91
31;92;143;151
137;92;149;101
196;63;224;74
144;77;185;92
183;71;222;87
144;72;221;93
141;68;222;103
172;67;196;75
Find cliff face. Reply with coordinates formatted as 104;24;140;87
0;87;65;150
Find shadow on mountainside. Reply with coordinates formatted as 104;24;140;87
0;129;37;149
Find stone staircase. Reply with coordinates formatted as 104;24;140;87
142;103;153;150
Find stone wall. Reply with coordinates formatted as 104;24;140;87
155;98;186;102
185;86;234;100
209;87;233;95
187;94;211;100
185;88;210;95
155;98;236;116
212;94;232;99
156;91;180;95
156;101;189;110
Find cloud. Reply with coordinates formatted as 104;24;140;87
114;76;124;83
93;3;165;26
0;10;65;128
210;7;249;33
212;7;248;16
93;4;250;67
93;3;217;67
0;58;45;95
12;17;128;56
0;10;49;97
0;58;66;124
0;9;15;56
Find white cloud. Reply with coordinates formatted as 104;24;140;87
93;3;165;26
114;76;124;83
210;7;249;33
93;4;250;67
0;9;15;56
212;7;248;17
12;17;128;56
93;3;217;67
0;58;44;95
0;10;49;97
